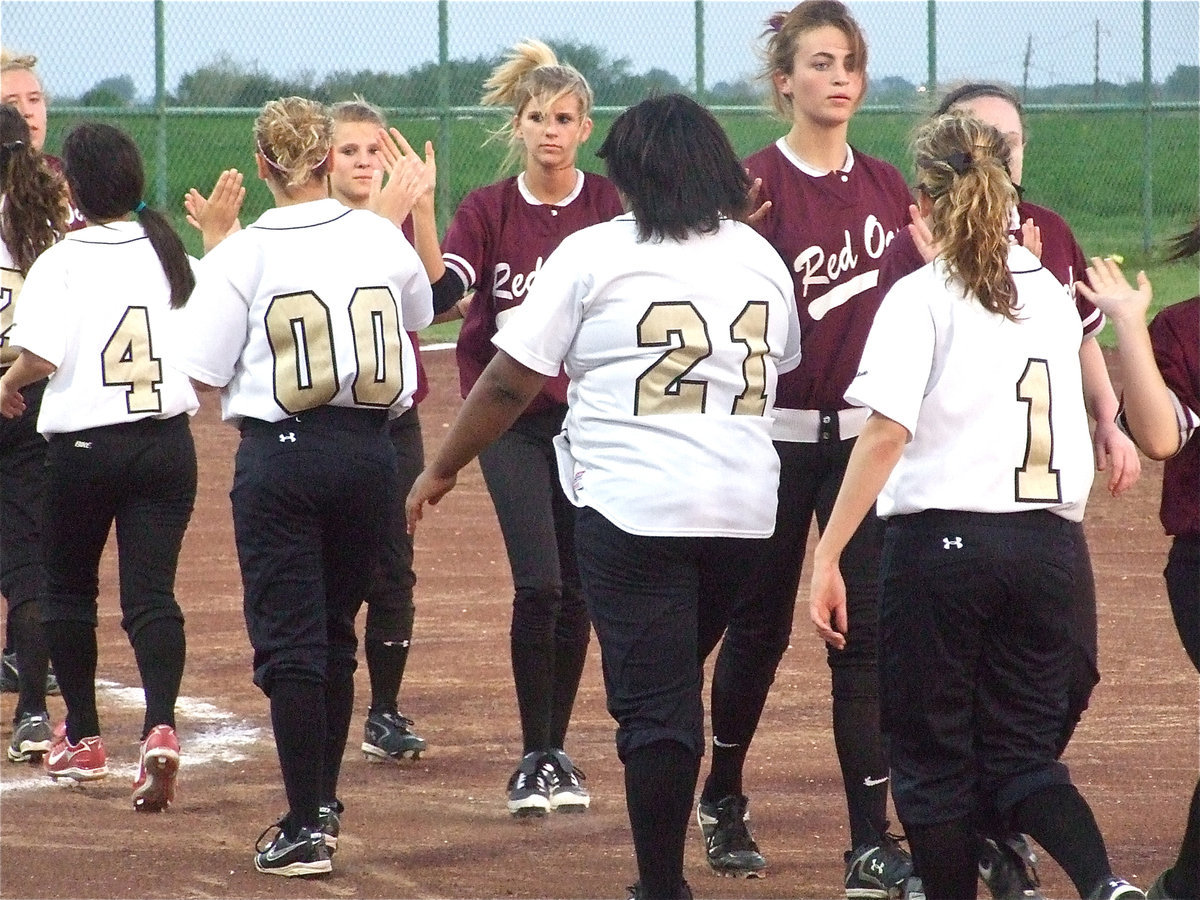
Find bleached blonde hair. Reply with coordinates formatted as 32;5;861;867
254;96;332;189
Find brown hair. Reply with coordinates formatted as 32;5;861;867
1165;219;1200;262
914;110;1019;320
254;96;333;190
0;103;64;274
330;95;386;129
759;1;869;120
481;39;593;173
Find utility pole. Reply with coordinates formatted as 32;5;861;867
1022;34;1032;103
1094;19;1101;101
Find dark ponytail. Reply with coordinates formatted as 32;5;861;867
62;123;194;308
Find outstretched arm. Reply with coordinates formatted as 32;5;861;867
0;350;56;418
406;351;547;531
809;412;907;649
1077;257;1180;459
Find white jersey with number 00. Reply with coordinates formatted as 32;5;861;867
174;199;433;424
493;213;802;538
847;244;1093;522
10;222;199;436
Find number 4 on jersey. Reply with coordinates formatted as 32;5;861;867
101;306;164;414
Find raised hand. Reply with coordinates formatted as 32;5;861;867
371;128;436;226
184;169;245;253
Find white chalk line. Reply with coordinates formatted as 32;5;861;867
0;679;263;795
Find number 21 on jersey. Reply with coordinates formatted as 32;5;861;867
634;300;770;416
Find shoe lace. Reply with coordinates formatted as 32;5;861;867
255;818;288;852
713;797;758;852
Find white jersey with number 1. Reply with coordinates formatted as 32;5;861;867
847;244;1094;522
10;221;199;436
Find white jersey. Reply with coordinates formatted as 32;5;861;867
1;221;24;369
493;213;802;538
173;199;433;424
9;221;199;436
846;244;1093;522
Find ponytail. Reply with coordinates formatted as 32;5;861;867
914;111;1019;320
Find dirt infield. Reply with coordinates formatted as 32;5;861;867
1;347;1195;900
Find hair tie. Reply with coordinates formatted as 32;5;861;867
767;12;786;32
134;200;147;213
944;150;973;176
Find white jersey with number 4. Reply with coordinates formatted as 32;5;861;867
174;199;433;424
847;244;1093;522
493;213;802;539
10;221;199;436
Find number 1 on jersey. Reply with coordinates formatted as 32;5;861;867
1015;358;1062;503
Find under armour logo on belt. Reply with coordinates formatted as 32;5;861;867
942;536;963;549
278;432;297;443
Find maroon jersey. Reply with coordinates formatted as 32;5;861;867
43;154;87;231
1149;296;1199;537
444;171;623;413
745;141;912;412
877;200;1104;339
400;216;429;406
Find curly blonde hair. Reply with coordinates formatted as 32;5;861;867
1;48;40;78
254;96;332;189
481;39;593;173
914;110;1019;320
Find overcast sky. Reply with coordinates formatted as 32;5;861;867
3;1;1197;101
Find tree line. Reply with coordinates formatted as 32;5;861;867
73;41;1199;109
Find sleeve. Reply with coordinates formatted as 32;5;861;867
440;191;488;292
1066;230;1105;337
393;239;433;332
843;273;936;438
491;236;585;378
1148;303;1200;452
8;249;69;367
170;245;251;387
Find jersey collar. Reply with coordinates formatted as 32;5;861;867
517;169;585;208
775;138;856;178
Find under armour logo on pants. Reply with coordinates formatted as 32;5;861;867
942;536;963;549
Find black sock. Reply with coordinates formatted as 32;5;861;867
832;667;889;848
365;638;407;711
270;678;325;832
9;602;50;719
45;620;99;740
547;595;589;749
906;816;978;900
130;617;185;738
1165;777;1200;898
322;672;355;803
624;740;700;900
701;678;750;803
511;633;555;754
1012;783;1112;898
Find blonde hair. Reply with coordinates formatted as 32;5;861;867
254;96;332;189
330;95;386;129
914;110;1019;320
759;1;869;120
481;39;593;172
1;48;40;77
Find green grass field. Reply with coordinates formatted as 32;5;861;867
45;106;1198;343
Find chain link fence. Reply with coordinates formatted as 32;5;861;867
3;1;1197;257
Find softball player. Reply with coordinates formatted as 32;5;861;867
0;103;65;763
876;80;1141;899
1076;233;1199;900
0;122;198;815
414;39;623;816
809;110;1144;900
408;93;801;900
695;3;912;890
1;50;82;702
173;96;432;877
